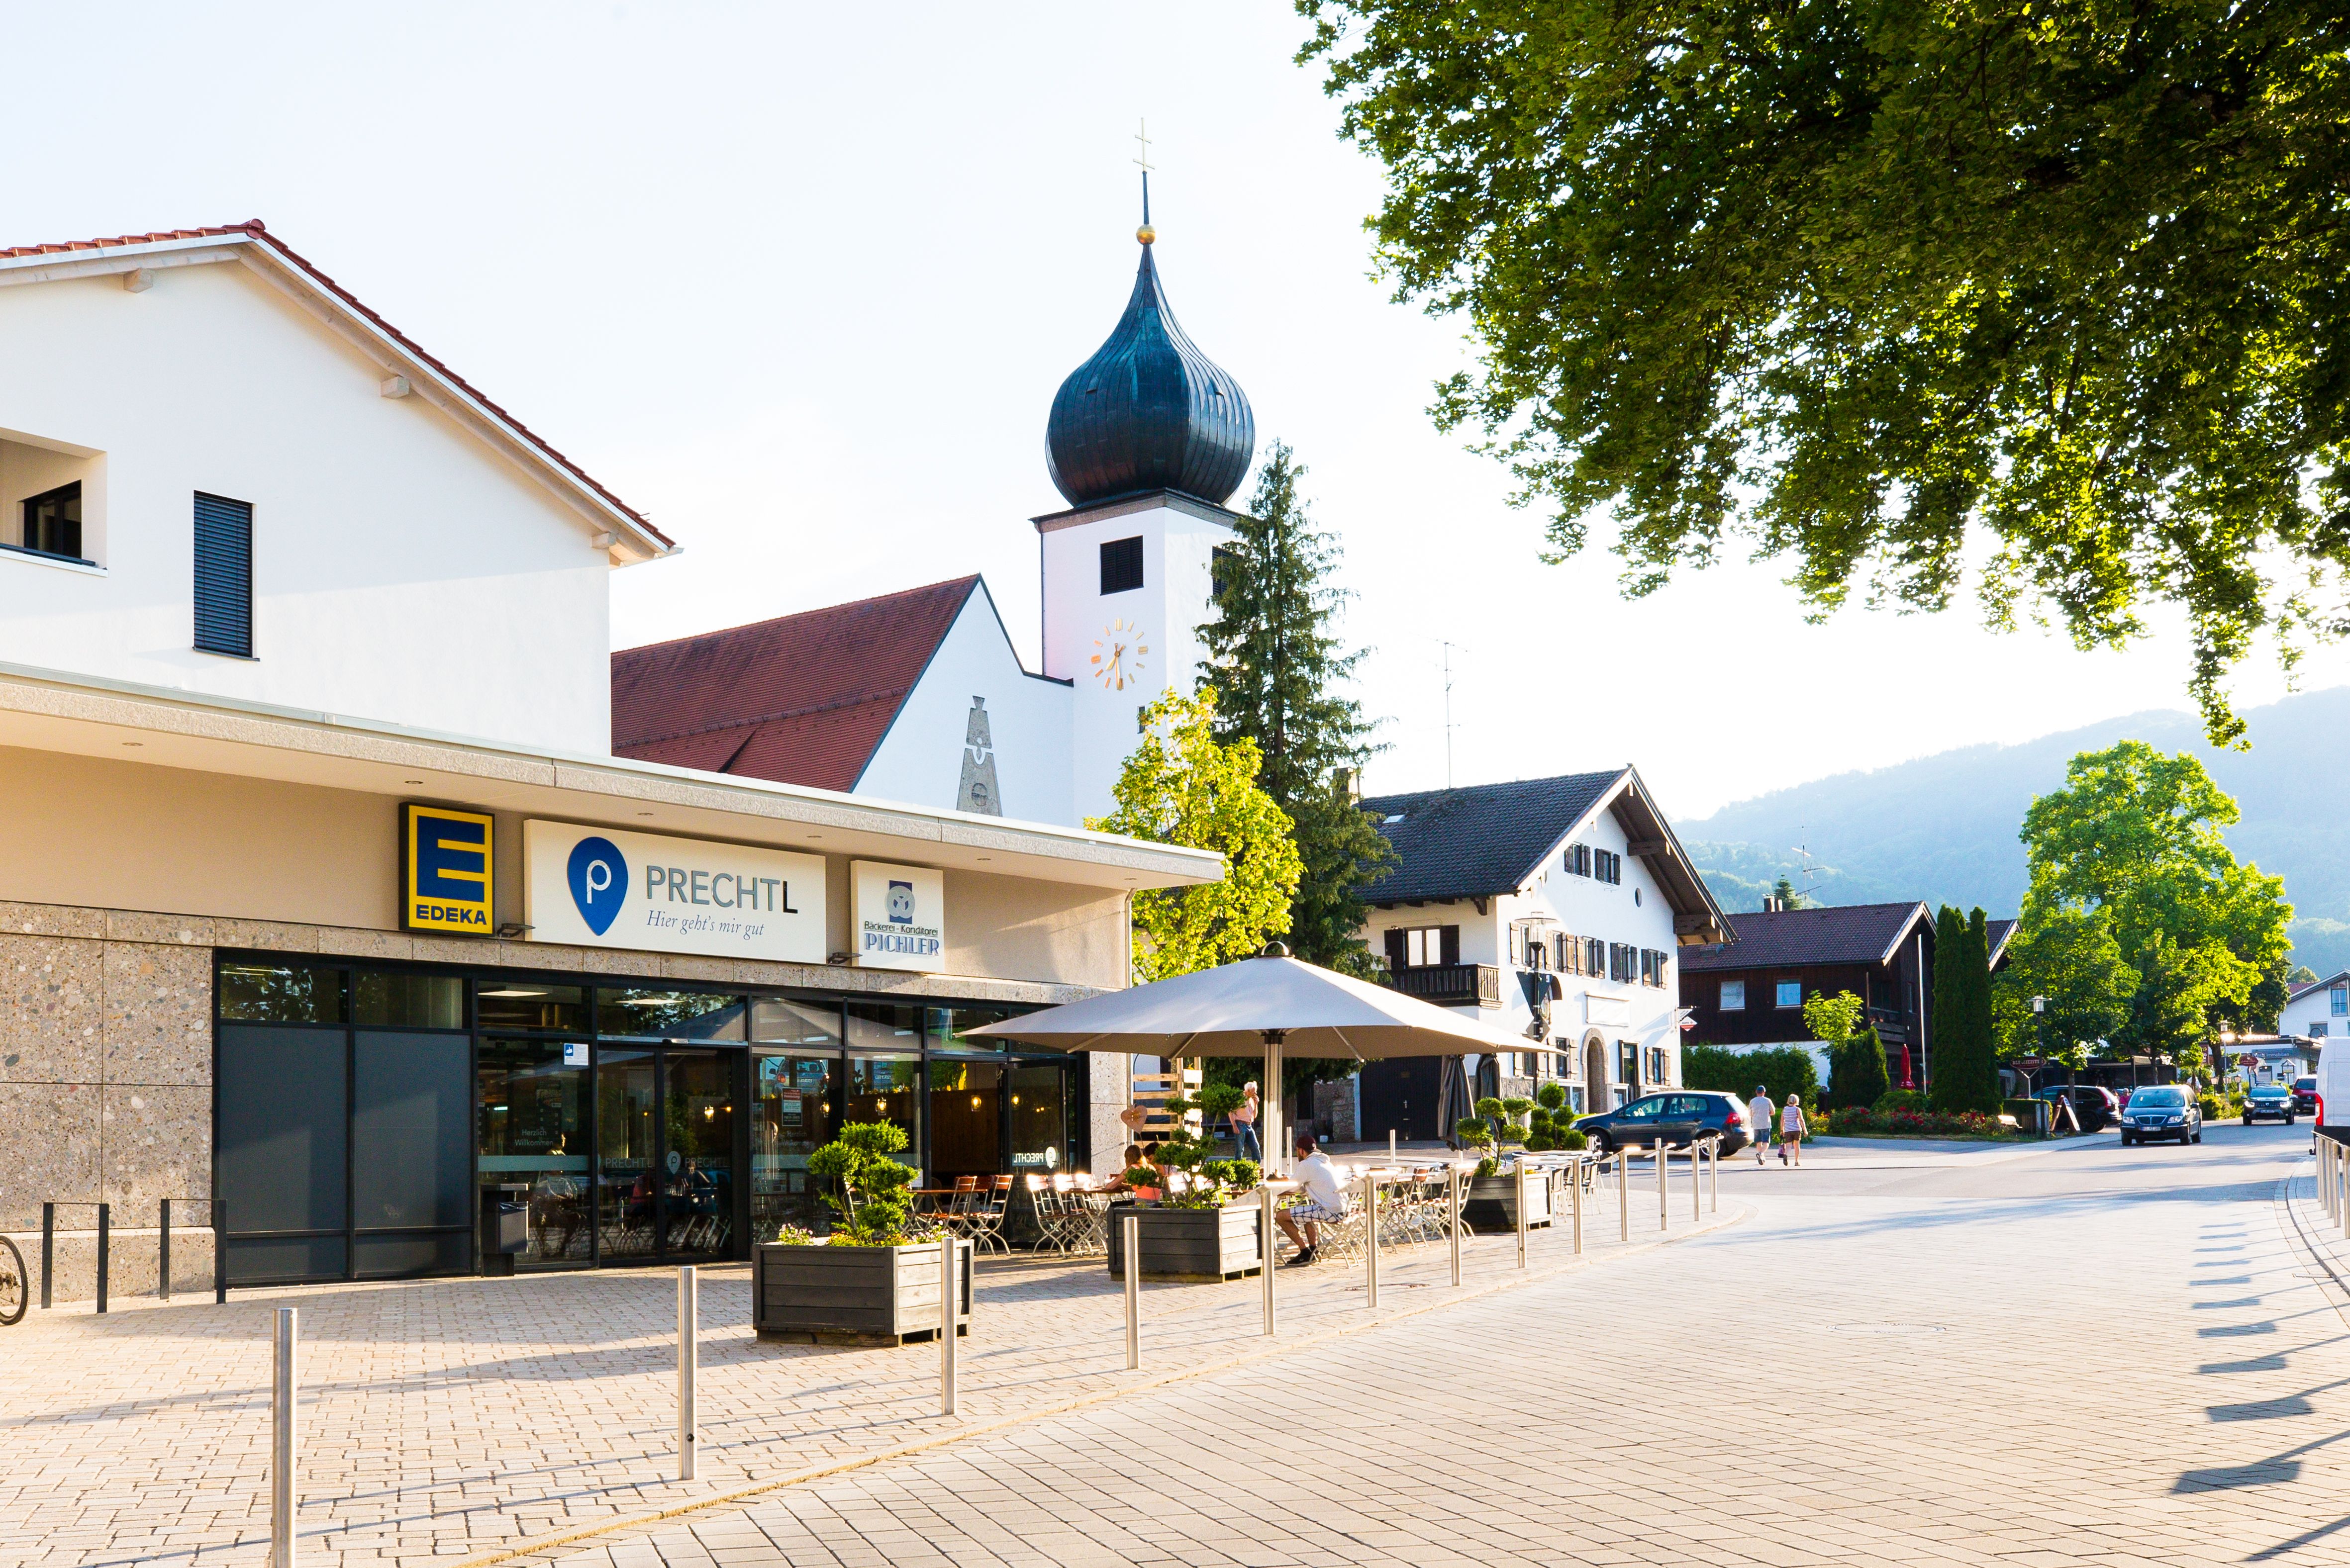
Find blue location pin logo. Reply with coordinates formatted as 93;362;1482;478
567;835;627;935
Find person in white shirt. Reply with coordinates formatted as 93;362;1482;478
1747;1085;1776;1166
1780;1093;1809;1167
1275;1130;1350;1266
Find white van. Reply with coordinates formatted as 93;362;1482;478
2317;1045;2350;1144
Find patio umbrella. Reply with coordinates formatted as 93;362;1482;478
965;948;1524;1171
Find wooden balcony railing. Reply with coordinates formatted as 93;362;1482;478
1393;963;1503;1009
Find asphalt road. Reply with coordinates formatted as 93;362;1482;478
537;1122;2350;1568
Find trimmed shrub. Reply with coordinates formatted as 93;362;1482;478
1684;1044;1819;1108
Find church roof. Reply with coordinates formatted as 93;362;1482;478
610;577;981;792
1045;226;1254;508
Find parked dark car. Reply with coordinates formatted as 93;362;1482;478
2293;1076;2320;1114
2034;1084;2123;1132
2243;1084;2296;1125
1574;1091;1753;1156
2119;1085;2202;1146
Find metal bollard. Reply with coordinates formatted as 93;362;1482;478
40;1201;53;1310
1617;1150;1630;1241
271;1306;297;1568
1365;1175;1379;1307
1123;1213;1141;1370
939;1234;958;1416
1710;1139;1721;1213
160;1199;172;1301
1571;1155;1584;1254
1657;1142;1668;1229
1447;1162;1462;1286
214;1199;229;1306
1389;1129;1397;1161
96;1202;109;1315
1515;1162;1528;1269
677;1266;697;1481
1260;1185;1276;1335
1690;1142;1702;1221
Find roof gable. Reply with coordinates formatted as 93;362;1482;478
0;221;669;561
2290;971;2350;1001
611;577;981;793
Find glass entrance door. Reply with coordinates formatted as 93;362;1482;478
596;1048;659;1260
663;1048;737;1259
477;1037;591;1269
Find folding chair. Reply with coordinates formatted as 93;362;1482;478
965;1175;1013;1256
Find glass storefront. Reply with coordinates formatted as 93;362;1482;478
214;958;1074;1284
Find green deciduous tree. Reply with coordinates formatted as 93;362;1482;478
1199;443;1395;976
1804;989;1887;1110
2019;741;2292;1080
1089;688;1305;983
1296;0;2350;743
1990;905;2139;1078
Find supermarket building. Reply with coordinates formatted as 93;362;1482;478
0;223;1214;1299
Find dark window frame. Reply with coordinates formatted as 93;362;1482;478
17;480;87;563
194;490;255;658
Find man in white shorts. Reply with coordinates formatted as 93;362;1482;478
1276;1129;1349;1266
1748;1084;1776;1166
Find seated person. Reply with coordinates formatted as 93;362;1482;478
1275;1130;1349;1266
1102;1144;1152;1193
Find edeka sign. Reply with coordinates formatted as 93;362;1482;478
402;804;494;935
522;820;827;963
851;860;945;972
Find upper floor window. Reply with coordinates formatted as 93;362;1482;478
194;492;254;658
1399;926;1454;968
1565;844;1591;877
1774;980;1802;1009
1099;536;1144;595
19;482;84;561
2332;988;2347;1017
1594;849;1623;885
1720;980;1746;1010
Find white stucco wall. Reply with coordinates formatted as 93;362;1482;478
853;585;1075;824
2282;979;2350;1040
0;258;616;753
1038;495;1231;822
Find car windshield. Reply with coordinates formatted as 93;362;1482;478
2129;1088;2188;1108
2297;1078;2318;1091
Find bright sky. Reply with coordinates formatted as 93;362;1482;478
12;2;2344;819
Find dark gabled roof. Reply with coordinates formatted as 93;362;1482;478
1361;771;1625;904
611;577;979;793
1678;902;1934;973
2290;971;2350;1001
1985;918;2018;968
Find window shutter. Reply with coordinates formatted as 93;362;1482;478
193;492;253;657
1440;926;1461;966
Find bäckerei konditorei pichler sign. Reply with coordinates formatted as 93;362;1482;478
522;820;826;962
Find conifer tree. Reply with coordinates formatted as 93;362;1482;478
1198;442;1394;976
1928;905;1967;1113
1958;908;2003;1114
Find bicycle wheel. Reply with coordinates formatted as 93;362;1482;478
0;1233;26;1326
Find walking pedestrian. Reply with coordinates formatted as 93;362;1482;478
1780;1093;1809;1167
1747;1084;1776;1166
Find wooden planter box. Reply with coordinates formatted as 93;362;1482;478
1106;1202;1263;1283
1462;1172;1554;1234
753;1238;973;1347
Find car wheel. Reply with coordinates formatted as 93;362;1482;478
2244;1116;2253;1126
2121;1132;2135;1146
2192;1130;2203;1144
2288;1115;2297;1125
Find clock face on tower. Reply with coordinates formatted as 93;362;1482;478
1090;618;1149;692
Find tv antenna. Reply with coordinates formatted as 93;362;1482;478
1439;640;1469;789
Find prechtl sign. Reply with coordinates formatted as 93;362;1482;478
852;860;945;971
523;820;826;963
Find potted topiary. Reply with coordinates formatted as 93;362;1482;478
752;1120;972;1347
1463;1094;1555;1233
1106;1091;1265;1282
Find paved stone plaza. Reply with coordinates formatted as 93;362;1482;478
14;1128;2350;1567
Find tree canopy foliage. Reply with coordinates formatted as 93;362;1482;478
1090;688;1305;983
1199;443;1394;976
1297;0;2350;742
2017;740;2291;1074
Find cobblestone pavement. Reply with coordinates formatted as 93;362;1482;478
3;1158;1731;1568
524;1124;2350;1568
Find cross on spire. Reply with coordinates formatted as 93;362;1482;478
1134;117;1154;228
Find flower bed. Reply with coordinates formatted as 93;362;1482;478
1825;1106;2022;1139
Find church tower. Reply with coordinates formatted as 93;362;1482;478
1037;197;1255;821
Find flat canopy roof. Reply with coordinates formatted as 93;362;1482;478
0;661;1224;892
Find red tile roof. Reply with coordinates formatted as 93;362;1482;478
611;577;981;792
0;221;668;548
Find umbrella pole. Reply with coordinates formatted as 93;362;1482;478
1262;1033;1284;1176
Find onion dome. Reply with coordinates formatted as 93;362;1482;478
1045;224;1255;508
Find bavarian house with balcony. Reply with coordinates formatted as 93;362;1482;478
1353;770;1728;1136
